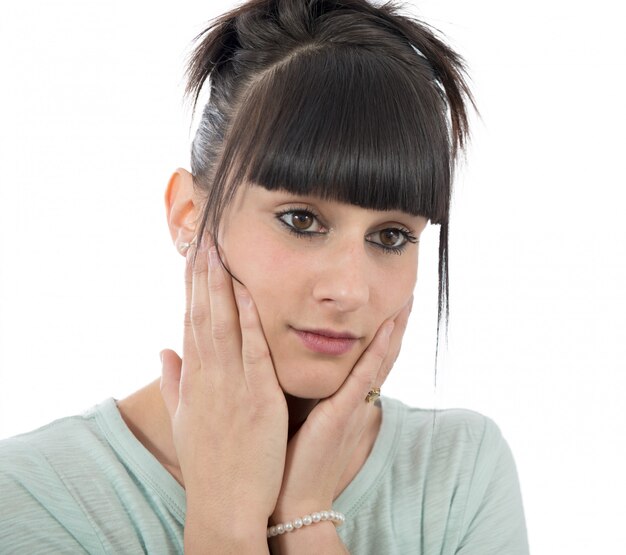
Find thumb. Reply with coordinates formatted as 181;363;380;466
159;349;182;419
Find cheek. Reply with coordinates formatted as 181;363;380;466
223;234;418;398
228;238;303;330
376;255;418;313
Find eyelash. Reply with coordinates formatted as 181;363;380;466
274;207;418;255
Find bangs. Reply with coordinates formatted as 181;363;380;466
213;46;452;224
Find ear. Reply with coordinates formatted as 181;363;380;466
164;168;201;256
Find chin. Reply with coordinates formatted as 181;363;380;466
274;364;348;400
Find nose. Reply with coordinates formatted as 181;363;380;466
311;237;370;312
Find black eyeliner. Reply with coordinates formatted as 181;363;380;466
274;207;417;254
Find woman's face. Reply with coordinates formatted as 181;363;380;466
219;183;429;399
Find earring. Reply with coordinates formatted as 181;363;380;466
178;236;197;253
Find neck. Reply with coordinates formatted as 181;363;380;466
284;393;319;440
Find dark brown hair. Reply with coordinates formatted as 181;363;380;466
185;0;475;379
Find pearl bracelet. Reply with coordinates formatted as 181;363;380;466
267;510;346;538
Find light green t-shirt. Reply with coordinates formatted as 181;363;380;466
0;396;529;554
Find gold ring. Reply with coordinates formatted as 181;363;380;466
365;387;381;404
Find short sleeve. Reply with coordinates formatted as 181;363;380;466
454;418;530;555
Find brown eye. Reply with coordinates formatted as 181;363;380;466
276;209;323;234
292;212;313;230
366;226;416;254
379;229;401;247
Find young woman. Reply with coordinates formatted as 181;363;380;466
0;0;529;553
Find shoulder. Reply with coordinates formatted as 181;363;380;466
426;407;518;502
0;407;101;476
0;402;112;483
385;397;529;553
0;407;110;552
0;399;186;553
396;399;521;497
429;406;508;467
387;397;506;467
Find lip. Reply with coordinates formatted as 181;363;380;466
292;327;359;355
298;328;358;339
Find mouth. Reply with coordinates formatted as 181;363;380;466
291;327;360;356
298;327;358;339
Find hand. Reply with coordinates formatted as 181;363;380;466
271;295;414;520
159;237;288;548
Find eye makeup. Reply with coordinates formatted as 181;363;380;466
274;206;418;255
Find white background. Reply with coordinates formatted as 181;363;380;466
1;1;624;553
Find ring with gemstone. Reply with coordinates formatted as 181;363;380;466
365;387;381;403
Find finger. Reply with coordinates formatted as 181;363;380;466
189;237;218;365
182;242;201;374
330;319;394;415
373;296;413;386
207;244;243;378
233;281;280;395
160;349;183;418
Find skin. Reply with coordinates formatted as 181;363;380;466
118;168;429;553
218;182;427;400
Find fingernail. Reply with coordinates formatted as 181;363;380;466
384;321;395;337
208;246;219;269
